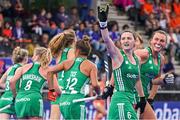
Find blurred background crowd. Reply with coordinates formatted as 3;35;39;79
0;0;180;101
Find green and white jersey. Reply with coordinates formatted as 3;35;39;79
57;48;71;90
0;64;22;114
114;50;139;93
62;57;89;95
18;62;46;94
5;64;22;92
140;47;161;98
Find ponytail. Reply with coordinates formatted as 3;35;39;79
76;35;92;56
34;47;52;67
48;29;76;57
12;47;28;64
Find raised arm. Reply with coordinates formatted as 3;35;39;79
98;5;121;60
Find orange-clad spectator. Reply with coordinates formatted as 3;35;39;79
2;22;12;38
169;13;180;29
161;0;172;16
141;0;153;15
173;0;180;16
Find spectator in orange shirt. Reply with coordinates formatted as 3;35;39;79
161;0;172;18
140;0;153;24
173;0;180;16
2;22;12;39
169;12;180;29
141;0;153;15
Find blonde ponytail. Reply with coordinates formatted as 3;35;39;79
34;47;52;67
48;29;76;58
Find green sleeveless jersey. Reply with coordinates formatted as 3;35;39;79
140;47;161;98
0;64;22;114
18;62;46;94
57;48;71;90
113;50;139;93
5;64;22;92
62;57;89;95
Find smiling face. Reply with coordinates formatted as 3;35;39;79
150;32;167;52
120;32;135;50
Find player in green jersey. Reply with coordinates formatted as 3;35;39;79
98;5;148;120
48;29;76;120
10;47;57;119
47;35;100;120
0;47;28;119
134;30;174;119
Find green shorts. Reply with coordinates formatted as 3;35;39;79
59;94;86;120
0;92;15;114
108;92;138;120
15;92;43;118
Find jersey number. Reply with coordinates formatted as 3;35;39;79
24;80;32;90
5;81;10;90
66;78;77;90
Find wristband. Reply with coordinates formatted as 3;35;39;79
99;21;107;29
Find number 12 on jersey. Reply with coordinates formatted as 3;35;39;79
65;77;77;90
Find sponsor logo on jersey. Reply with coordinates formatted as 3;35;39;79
1;97;13;101
126;73;138;79
60;102;70;106
145;73;156;79
16;98;31;102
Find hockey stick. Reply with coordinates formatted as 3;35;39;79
72;96;98;103
137;108;141;120
104;55;110;84
0;104;11;112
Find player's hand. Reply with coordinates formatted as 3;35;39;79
135;97;147;114
48;89;57;101
163;73;174;84
101;84;114;99
147;98;154;109
97;4;109;29
98;4;109;22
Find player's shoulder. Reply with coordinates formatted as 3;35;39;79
83;59;97;68
134;48;149;59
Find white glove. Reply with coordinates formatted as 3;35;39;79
163;73;175;84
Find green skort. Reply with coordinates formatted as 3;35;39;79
15;92;43;118
60;94;86;120
108;91;138;120
0;92;15;114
